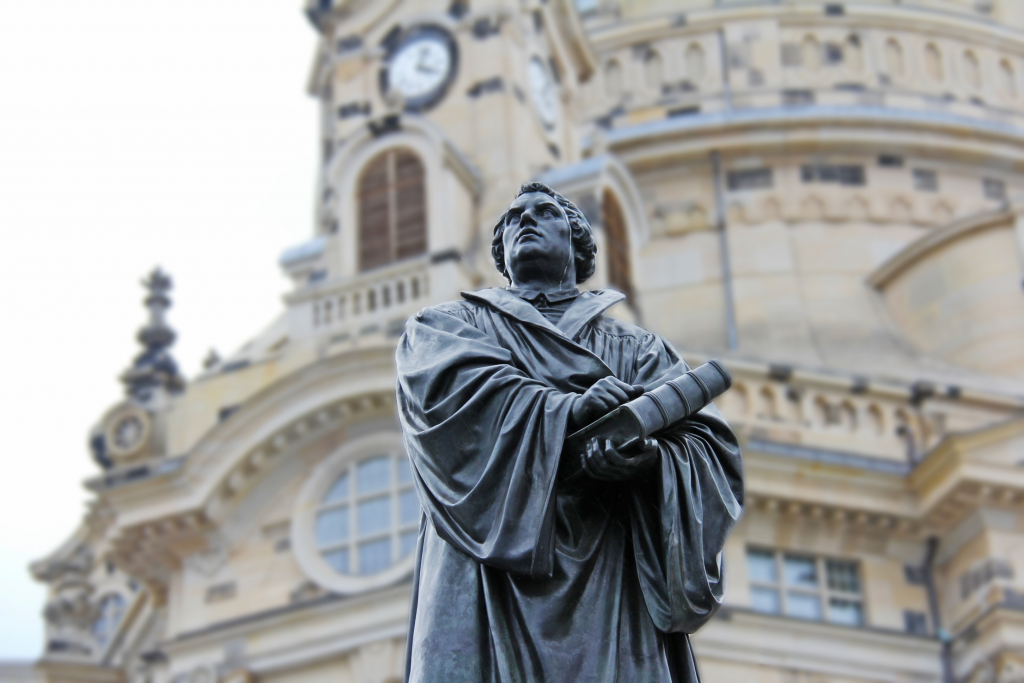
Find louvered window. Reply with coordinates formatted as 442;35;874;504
602;190;634;303
357;149;427;271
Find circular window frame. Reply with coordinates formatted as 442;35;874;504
291;431;418;595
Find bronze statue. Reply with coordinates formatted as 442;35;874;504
396;182;744;682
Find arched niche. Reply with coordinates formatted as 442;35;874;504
601;189;635;303
536;154;650;303
328;117;482;279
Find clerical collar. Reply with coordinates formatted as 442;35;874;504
508;286;580;303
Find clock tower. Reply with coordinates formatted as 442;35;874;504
300;0;596;290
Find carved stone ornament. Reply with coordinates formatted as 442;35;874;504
43;585;95;631
33;544;93;586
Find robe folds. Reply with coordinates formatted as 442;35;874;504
396;287;744;683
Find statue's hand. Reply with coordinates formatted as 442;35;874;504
580;437;659;482
571;377;644;428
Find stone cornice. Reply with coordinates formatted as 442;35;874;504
101;348;401;601
162;583;412;674
601;105;1024;170
586;3;1024;53
36;660;125;683
910;417;1024;527
696;607;942;681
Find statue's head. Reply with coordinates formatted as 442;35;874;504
491;182;597;286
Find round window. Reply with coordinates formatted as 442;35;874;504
315;453;419;575
292;432;422;594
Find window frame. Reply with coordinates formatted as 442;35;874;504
314;452;419;576
92;592;127;651
292;431;420;595
357;148;428;273
747;547;866;627
601;189;635;305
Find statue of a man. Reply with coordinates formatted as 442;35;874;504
396;182;744;682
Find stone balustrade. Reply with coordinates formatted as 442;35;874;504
298;258;433;338
715;367;957;464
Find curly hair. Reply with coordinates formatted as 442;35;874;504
491;182;597;284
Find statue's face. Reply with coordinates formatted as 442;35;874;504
502;192;574;286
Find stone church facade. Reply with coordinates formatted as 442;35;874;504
29;1;1024;682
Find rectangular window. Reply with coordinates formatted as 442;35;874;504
878;154;904;168
747;548;865;626
824;44;844;65
983;178;1007;200
727;168;773;192
904;610;929;635
801;164;866;186
960;558;1014;600
904;564;927;586
782;89;815;106
913;169;939;192
781;44;802;67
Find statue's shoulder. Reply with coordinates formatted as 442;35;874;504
418;298;486;322
588;313;655;342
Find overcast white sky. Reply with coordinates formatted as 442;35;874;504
0;1;318;658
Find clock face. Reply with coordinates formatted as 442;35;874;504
384;28;457;110
113;416;144;452
528;57;559;129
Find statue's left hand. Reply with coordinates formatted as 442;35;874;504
580;437;659;482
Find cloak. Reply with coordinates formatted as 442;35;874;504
396;287;743;683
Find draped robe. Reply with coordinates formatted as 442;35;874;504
396;287;744;683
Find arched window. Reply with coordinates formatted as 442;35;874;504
644;51;663;91
314;452;419;576
92;594;126;648
925;43;944;82
759;387;778;420
867;404;885;436
685;43;706;83
964;50;982;89
602;190;634;303
885;38;904;78
845;34;863;73
357;149;427;272
1000;59;1017;98
802;35;821;72
605;59;624;99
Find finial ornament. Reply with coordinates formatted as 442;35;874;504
120;268;185;399
203;348;221;370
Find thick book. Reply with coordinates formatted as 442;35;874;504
559;360;732;482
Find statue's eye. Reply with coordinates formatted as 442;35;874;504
542;208;554;217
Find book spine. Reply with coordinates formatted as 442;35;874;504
620;360;732;440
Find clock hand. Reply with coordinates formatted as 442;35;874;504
416;47;439;74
